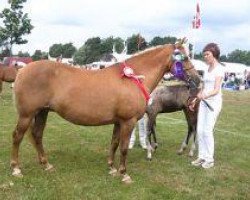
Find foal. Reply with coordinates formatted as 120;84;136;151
146;83;200;160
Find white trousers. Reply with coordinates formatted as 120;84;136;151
129;116;147;146
197;100;222;162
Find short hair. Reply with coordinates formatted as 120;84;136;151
202;43;220;60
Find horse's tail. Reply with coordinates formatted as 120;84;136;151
28;109;49;147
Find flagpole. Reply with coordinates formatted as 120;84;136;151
191;2;201;59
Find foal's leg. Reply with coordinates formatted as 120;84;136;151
178;110;192;155
178;110;196;157
178;127;191;155
11;116;32;177
108;123;120;176
188;130;196;157
145;114;156;160
147;113;158;149
118;119;136;183
29;109;53;171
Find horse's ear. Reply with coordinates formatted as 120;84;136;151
175;37;188;48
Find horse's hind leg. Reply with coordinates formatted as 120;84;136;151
118;119;136;183
178;110;196;157
146;113;158;149
108;123;120;176
11;115;33;177
0;81;3;99
29;109;53;171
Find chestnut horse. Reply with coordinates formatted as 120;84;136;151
11;39;201;183
0;65;18;94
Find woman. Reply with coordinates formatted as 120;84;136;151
191;43;224;169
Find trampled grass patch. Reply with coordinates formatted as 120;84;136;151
0;83;249;199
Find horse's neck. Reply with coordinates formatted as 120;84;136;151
129;50;171;93
143;64;166;92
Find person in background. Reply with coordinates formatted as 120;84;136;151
129;116;147;150
191;43;224;169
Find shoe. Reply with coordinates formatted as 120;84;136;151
202;161;214;169
191;158;205;167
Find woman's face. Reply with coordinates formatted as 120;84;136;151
203;51;214;65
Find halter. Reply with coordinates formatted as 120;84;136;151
171;49;191;79
170;47;201;109
120;62;150;103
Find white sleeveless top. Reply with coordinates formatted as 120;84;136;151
203;63;224;102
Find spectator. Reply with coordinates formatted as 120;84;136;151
129;116;147;149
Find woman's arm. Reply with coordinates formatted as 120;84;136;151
198;76;223;100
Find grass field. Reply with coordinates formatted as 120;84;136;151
0;82;249;200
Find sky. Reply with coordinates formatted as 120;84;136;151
1;0;250;56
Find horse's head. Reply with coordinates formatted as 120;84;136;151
170;38;202;96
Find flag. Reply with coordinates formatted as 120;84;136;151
192;3;201;29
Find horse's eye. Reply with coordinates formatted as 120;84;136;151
183;56;189;61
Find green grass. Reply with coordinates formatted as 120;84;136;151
0;82;249;200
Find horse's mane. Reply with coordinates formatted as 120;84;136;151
128;44;170;60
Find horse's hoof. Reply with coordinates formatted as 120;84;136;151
146;157;152;161
188;152;194;157
12;168;23;178
122;174;133;184
177;150;183;155
44;163;54;171
109;168;118;176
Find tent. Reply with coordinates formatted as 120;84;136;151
191;59;208;71
222;62;248;74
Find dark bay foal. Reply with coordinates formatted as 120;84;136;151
146;83;200;160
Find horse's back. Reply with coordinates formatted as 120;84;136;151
148;84;189;114
14;60;146;125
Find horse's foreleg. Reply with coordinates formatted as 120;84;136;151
189;129;197;157
11;116;32;177
30;109;53;171
108;123;120;176
178;132;189;155
151;121;158;149
118;119;136;183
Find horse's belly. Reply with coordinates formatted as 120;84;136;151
55;108;115;126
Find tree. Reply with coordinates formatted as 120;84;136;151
74;37;102;65
17;50;29;57
32;50;48;61
73;46;86;65
101;36;124;54
49;44;63;58
127;34;147;54
227;49;250;65
0;0;33;56
62;43;77;58
49;43;77;58
149;36;177;46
